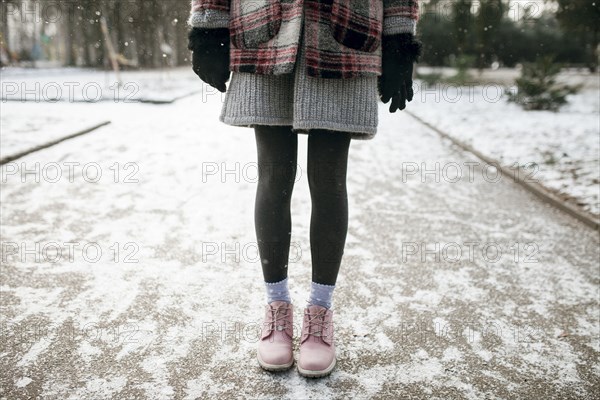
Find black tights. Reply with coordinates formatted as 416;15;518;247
254;125;351;286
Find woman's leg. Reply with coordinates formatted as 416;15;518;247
254;128;296;372
254;125;298;293
306;129;351;307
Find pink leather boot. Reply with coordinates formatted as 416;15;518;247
257;301;294;371
297;304;336;378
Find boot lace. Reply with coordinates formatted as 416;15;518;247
265;304;290;332
306;308;330;338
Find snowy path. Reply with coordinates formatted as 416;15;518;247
1;90;599;399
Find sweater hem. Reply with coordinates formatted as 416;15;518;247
294;120;376;139
220;115;293;127
383;17;417;36
220;116;376;140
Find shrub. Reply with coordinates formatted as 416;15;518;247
507;56;581;111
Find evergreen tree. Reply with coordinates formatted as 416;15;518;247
507;56;581;111
554;0;600;70
452;0;473;54
475;0;504;68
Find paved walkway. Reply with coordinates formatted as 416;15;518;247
1;92;598;399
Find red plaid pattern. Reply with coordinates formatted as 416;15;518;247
191;0;419;79
330;0;383;53
192;0;229;12
385;0;420;19
229;1;283;49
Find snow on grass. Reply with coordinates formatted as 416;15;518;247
0;67;206;160
0;102;109;159
409;81;600;216
1;67;200;103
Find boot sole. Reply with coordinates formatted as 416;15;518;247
297;357;336;378
256;348;294;371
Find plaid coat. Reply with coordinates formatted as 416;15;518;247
189;0;419;78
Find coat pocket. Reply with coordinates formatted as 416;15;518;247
229;0;282;49
329;0;383;53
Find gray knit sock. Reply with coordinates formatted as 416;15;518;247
265;277;291;304
307;281;336;309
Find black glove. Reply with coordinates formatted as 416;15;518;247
188;27;231;93
378;33;422;113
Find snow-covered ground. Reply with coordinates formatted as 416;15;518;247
1;68;599;399
3;67;597;216
1;67;202;160
0;102;109;160
409;80;600;216
1;66;199;103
